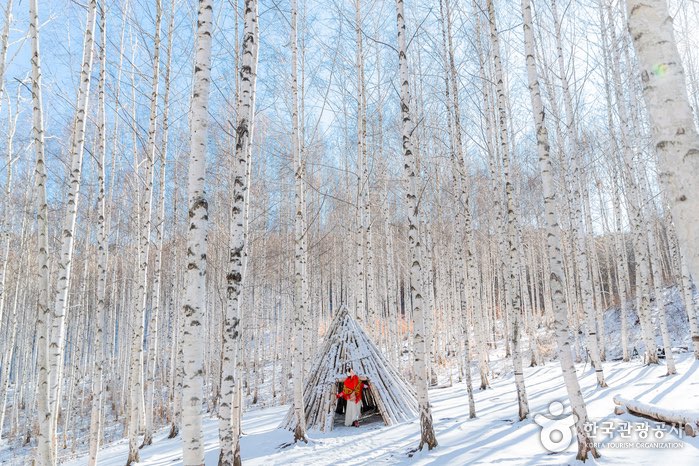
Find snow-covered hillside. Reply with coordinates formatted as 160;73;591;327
58;351;698;465
2;285;696;465
603;286;695;361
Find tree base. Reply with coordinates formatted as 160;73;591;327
293;424;308;444
140;432;153;449
218;446;242;466
576;441;601;461
167;423;179;439
418;412;438;451
125;449;140;466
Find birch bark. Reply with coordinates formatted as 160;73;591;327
88;3;107;463
605;3;658;364
127;1;161;460
30;0;53;461
550;0;606;387
0;79;18;444
219;0;259;463
0;0;12;334
394;0;437;450
439;0;476;417
626;0;699;282
291;0;308;444
49;3;97;453
486;0;529;419
181;0;213;463
520;0;599;457
141;0;168;445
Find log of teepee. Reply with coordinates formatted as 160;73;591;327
613;395;699;437
281;305;418;431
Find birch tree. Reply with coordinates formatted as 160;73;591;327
626;0;699;282
394;0;437;450
29;0;53;461
439;0;476;417
181;0;213;462
550;0;607;387
49;3;97;454
0;0;12;334
290;0;308;444
219;0;259;463
143;0;168;447
0;83;18;447
679;256;699;358
353;0;366;324
605;2;658;364
520;0;599;457
126;0;162;458
486;0;529;419
87;2;108;463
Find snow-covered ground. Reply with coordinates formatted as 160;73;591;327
3;285;697;465
603;286;694;361
58;351;698;465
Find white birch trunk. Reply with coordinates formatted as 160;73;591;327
679;256;699;358
394;0;437;450
30;0;53;461
87;3;107;463
48;3;97;454
612;174;631;361
550;0;607;387
0;0;12;333
354;0;367;326
127;1;161;458
0;79;18;444
647;227;676;375
376;49;400;365
471;1;494;388
0;253;21;443
181;0;213;463
626;0;699;282
439;0;476;416
605;3;658;364
486;0;529;419
219;0;259;463
520;0;599;457
290;0;308;444
141;0;166;446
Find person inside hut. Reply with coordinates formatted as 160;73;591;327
337;367;366;427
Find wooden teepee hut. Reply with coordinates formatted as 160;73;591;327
281;305;418;431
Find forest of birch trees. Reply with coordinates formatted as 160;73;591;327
0;0;698;463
